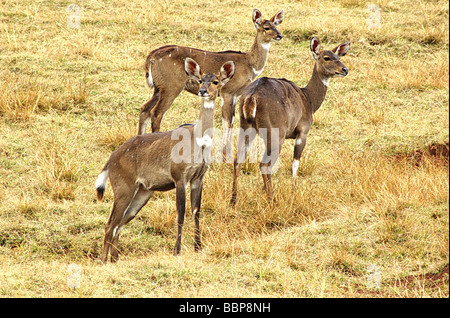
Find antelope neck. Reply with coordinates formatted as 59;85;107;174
247;33;270;76
303;63;329;113
196;99;215;136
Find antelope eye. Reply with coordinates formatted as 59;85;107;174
263;27;270;31
324;56;331;61
198;80;203;84
213;81;219;85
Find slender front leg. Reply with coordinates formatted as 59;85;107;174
190;178;203;252
102;186;136;263
260;134;284;202
174;182;186;256
221;94;238;162
292;134;307;185
231;123;257;206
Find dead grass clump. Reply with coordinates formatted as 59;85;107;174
393;142;449;167
0;73;58;121
375;205;413;243
330;147;448;209
97;124;136;151
329;242;360;275
34;133;81;201
0;72;92;120
66;77;92;107
375;59;450;91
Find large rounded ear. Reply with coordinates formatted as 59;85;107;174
219;61;235;86
184;57;202;80
332;42;350;57
270;9;284;26
252;8;263;29
310;36;321;60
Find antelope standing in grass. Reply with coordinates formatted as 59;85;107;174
96;58;235;262
230;37;350;205
139;9;284;157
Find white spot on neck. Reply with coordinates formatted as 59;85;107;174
203;100;215;109
261;42;271;51
321;77;330;87
252;67;264;77
196;135;213;148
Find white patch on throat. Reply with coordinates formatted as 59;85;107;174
261;42;271;51
203;100;215;109
196;135;213;148
253;67;264;77
321;77;330;87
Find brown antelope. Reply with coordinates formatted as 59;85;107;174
139;8;284;156
96;58;235;262
230;37;350;204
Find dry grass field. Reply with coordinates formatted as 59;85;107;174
0;0;448;298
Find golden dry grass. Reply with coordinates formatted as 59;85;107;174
0;0;448;298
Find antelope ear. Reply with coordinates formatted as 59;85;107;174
252;8;263;29
310;36;321;60
271;9;284;25
332;42;350;57
184;57;202;80
219;61;235;86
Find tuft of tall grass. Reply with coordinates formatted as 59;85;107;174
0;73;52;121
97;124;136;151
34;132;81;201
0;71;92;120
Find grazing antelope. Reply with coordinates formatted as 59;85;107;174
96;58;235;262
139;8;284;157
230;37;350;204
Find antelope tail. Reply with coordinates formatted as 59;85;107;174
242;95;257;123
144;55;154;89
95;161;110;201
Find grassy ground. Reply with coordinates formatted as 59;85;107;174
0;0;448;298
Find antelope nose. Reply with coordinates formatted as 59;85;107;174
276;34;282;41
199;88;207;96
342;67;348;75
